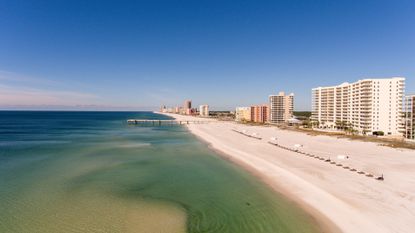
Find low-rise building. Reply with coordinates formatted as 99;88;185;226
235;107;251;122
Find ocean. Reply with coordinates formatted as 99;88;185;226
0;111;320;233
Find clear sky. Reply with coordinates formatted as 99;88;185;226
0;0;414;110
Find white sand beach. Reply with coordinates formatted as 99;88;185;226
162;113;415;233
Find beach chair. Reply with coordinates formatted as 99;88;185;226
376;174;384;181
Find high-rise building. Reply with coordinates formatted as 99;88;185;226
160;105;167;113
184;100;191;109
311;77;405;135
183;100;192;115
250;105;269;123
235;107;251;122
199;105;209;117
404;95;415;140
269;91;294;124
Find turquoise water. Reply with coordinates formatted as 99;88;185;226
0;111;321;233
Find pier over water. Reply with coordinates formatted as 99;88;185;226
127;119;212;126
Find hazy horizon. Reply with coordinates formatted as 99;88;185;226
1;0;414;111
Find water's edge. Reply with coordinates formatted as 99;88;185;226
159;112;341;233
192;130;341;233
0;111;324;233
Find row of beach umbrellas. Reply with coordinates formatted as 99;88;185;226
232;129;262;140
267;138;384;181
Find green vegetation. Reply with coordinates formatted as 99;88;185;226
293;111;311;118
286;126;415;150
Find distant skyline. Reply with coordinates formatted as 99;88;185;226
1;0;414;111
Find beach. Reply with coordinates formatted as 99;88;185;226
163;113;415;233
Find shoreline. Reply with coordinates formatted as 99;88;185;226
158;112;415;233
159;113;340;233
191;131;341;233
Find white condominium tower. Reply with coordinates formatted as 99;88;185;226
404;95;415;140
269;92;294;124
312;77;405;136
199;105;209;117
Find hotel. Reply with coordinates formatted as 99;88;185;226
184;100;192;115
312;77;405;136
250;105;269;123
269;91;294;124
404;95;415;140
235;107;251;122
199;105;209;117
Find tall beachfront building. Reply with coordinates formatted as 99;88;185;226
160;105;167;113
404;95;415;140
199;105;209;117
269;91;294;124
184;100;192;115
312;77;405;136
250;105;269;123
184;100;192;109
235;107;251;122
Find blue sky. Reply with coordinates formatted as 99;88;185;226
0;0;414;110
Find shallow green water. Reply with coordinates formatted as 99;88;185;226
0;111;321;233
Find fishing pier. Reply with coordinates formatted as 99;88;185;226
127;119;213;126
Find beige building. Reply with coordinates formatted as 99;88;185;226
404;95;415;140
269;91;294;124
235;107;251;122
312;77;405;136
199;105;209;117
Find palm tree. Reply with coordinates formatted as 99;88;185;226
311;120;319;128
344;122;357;135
